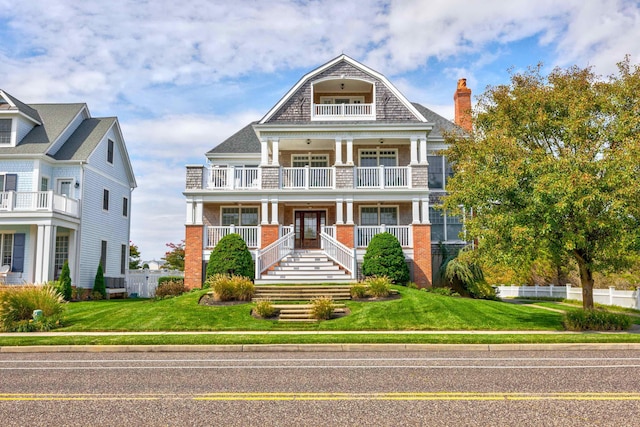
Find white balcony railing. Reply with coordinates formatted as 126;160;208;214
356;166;410;188
207;167;260;190
356;225;412;247
0;191;79;217
206;225;260;248
312;103;375;120
281;167;334;189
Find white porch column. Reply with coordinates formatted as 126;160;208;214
35;224;55;284
67;229;78;286
410;137;418;165
419;137;427;164
185;201;194;225
336;198;344;224
421;198;430;224
346;198;354;225
346;138;354;165
334;137;343;165
271;138;280;166
412;198;421;224
260;137;269;166
194;200;203;225
261;199;269;224
271;198;279;225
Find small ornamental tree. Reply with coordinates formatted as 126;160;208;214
206;234;254;280
93;264;106;299
362;232;410;285
59;260;72;301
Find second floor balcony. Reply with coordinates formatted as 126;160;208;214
0;191;80;217
312;103;375;120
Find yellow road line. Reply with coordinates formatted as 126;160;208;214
2;392;640;402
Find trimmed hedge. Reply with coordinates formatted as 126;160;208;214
362;232;409;284
206;234;254;280
563;309;632;331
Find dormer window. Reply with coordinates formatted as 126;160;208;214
0;119;11;144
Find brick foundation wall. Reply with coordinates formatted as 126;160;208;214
412;224;433;288
336;224;355;248
260;224;280;248
184;225;203;289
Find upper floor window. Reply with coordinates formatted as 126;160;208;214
122;197;129;217
107;139;114;164
40;177;49;192
0;174;17;192
360;150;397;167
0;119;11;144
360;206;398;226
430;207;464;242
103;189;110;211
320;96;364;104
428;155;454;190
292;154;328;168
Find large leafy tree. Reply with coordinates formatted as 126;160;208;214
444;58;640;310
162;240;185;271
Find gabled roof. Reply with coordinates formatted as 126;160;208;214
53;117;116;160
0;89;41;124
207;122;260;155
259;54;427;124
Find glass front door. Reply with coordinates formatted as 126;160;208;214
295;211;326;249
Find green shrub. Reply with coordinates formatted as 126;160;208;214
158;276;184;286
254;299;278;318
350;283;368;299
310;296;335;320
0;285;65;332
155;280;187;299
563;309;632;331
362;232;410;285
206;234;254;281
93;264;106;299
206;274;235;301
58;260;72;301
366;276;391;298
440;248;496;299
423;287;460;297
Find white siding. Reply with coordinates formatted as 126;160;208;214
16;117;35;143
0;159;34;191
87;127;132;184
51;166;82;199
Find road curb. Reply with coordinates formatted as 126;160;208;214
3;343;640;353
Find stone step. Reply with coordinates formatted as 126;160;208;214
259;274;351;281
268;269;344;275
277;262;336;268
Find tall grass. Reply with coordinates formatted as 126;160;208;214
0;285;66;331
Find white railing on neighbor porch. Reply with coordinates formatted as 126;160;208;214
206;225;260;248
255;229;295;276
495;284;640;310
356;166;410;188
321;231;357;278
0;191;80;217
356;225;412;247
312;103;375;119
282;167;334;189
207;167;260;190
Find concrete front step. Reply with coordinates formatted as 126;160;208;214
253;285;352;302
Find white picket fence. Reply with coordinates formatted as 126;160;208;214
495;284;640;309
126;269;184;298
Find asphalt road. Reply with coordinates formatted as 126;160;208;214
1;349;640;426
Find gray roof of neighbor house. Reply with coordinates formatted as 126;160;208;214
0;90;41;123
207;103;463;155
53;117;117;160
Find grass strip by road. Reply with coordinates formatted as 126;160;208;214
2;332;640;347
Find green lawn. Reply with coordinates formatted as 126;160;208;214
58;286;563;332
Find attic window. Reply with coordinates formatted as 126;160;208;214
0;119;11;144
107;139;114;164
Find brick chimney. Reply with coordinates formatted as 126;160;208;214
454;78;472;132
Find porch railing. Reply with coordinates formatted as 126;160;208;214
206;225;260;248
207;167;260;190
255;229;295;276
0;191;79;217
280;225;294;238
356;225;412;247
281;167;334;189
321;225;336;239
312;103;375;120
356;166;410;188
320;231;357;278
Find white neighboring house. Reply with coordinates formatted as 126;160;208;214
0;90;136;288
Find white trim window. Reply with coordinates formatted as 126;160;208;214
430;207;464;242
0;233;13;267
107;139;114;164
221;207;259;226
54;235;69;276
291;154;329;168
428;155;454;190
57;179;73;197
320;96;364;104
360;206;398;226
0;119;11;144
359;149;397;167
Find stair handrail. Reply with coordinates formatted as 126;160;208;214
320;232;357;279
255;229;295;277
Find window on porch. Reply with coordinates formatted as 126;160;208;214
430;207;464;242
221;207;259;226
54;235;69;278
0;233;13;267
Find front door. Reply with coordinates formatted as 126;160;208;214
295;211;325;249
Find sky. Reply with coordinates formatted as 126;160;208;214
1;0;639;262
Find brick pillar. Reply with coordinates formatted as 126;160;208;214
184;225;203;289
335;224;355;248
260;224;280;248
454;78;472;133
412;224;432;288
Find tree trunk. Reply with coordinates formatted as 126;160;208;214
575;253;594;310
